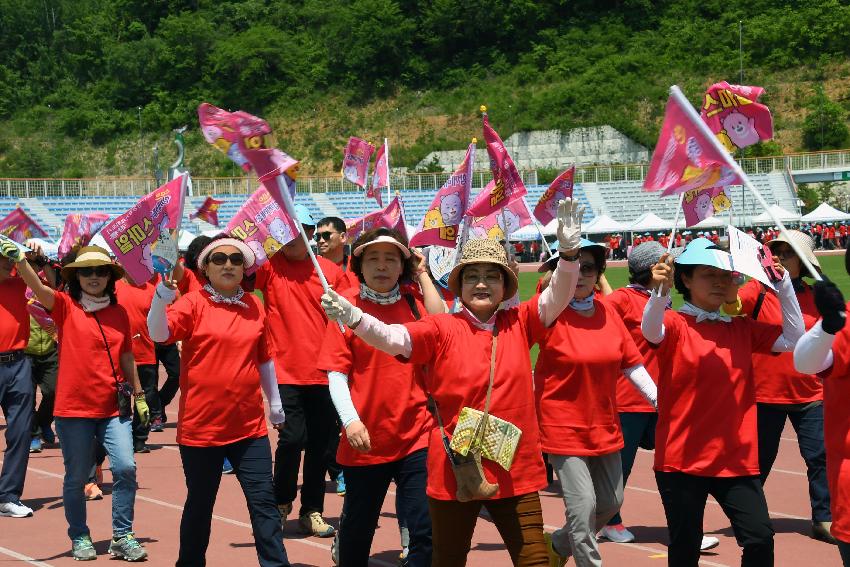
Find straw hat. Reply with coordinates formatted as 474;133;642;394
768;230;820;275
61;245;124;281
447;239;518;298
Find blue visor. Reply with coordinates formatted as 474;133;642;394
674;237;733;271
293;203;315;226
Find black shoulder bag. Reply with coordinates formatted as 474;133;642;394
92;311;133;419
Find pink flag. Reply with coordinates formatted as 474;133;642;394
226;185;299;273
681;186;732;227
189;197;225;227
466;114;527;217
0;208;48;242
346;196;407;241
342;137;375;188
368;141;389;206
701;82;773;152
644;95;743;197
101;175;187;285
198;103;272;172
242;147;300;198
409;143;475;248
533;166;575;225
58;213;110;257
469;190;532;240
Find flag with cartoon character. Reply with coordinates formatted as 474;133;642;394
681;186;732;226
345;196;407;241
342;136;375;188
466;111;527;217
469;184;532;240
644;94;743;197
409;143;475;248
0;208;48;242
226;185;299;273
368;141;389;206
534;166;575;225
190;196;225;227
701;82;773;152
58;212;110;257
198;103;272;172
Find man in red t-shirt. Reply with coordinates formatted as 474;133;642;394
0;238;35;518
255;205;349;538
316;216;357;290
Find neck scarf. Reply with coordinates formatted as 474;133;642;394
679;301;731;323
462;306;497;330
360;283;401;305
569;294;595;312
80;292;110;313
203;283;249;309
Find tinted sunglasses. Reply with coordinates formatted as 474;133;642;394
77;266;112;278
579;262;598;275
208;252;245;266
315;231;338;242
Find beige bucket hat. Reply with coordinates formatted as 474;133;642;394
768;230;820;276
447;238;518;298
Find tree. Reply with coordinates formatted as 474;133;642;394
802;86;850;150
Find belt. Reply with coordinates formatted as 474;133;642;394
0;350;24;364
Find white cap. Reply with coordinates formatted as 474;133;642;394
352;234;411;258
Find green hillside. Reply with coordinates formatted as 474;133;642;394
1;0;850;178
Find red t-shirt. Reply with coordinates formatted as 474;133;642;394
534;300;643;456
51;292;132;418
653;311;781;476
317;290;431;466
604;287;661;412
337;265;361;292
115;279;157;365
739;279;822;404
255;253;348;385
401;300;548;500
820;316;850;543
177;267;203;296
165;290;270;446
0;276;29;351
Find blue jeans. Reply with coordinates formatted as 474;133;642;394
55;416;136;540
0;355;33;503
608;411;657;526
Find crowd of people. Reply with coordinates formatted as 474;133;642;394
0;196;849;567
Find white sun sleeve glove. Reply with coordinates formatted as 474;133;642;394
557;198;585;252
321;288;363;327
147;282;177;343
259;360;285;425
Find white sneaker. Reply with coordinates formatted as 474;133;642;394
598;523;636;543
0;501;33;518
700;535;720;551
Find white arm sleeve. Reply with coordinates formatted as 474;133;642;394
147;283;176;343
259;360;285;425
328;371;360;427
352;312;413;358
641;288;669;344
538;259;580;327
623;364;658;409
770;271;806;352
793;321;836;375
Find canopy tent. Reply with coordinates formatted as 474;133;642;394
541;218;560;236
751;204;799;225
677;215;727;229
582;214;627;235
178;229;197;251
800;203;850;223
627;212;674;232
509;224;545;241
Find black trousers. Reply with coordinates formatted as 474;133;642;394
655;471;774;567
28;349;57;437
155;343;181;413
339;448;431;567
839;539;850;566
177;436;289;567
0;356;33;503
132;364;159;444
273;384;337;516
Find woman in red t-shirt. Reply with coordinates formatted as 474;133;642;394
643;238;804;566
318;228;446;566
16;245;149;562
320;199;583;566
147;236;290;567
535;240;656;566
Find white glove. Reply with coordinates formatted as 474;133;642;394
155;282;177;304
557;198;584;252
321;288;363;327
269;404;285;426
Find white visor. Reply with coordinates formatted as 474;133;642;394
352;234;411;258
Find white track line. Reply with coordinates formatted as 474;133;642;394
0;547;55;567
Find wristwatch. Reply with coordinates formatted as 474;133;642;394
133;391;146;399
559;251;579;262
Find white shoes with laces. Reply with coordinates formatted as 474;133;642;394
0;500;34;518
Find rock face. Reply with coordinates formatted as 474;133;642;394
416;125;649;171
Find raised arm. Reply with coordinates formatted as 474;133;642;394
14;255;56;311
641;254;673;344
769;269;805;352
412;248;448;315
147;280;177;342
321;289;413;357
538;198;583;326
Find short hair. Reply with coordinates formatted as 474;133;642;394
68;272;118;305
673;263;697;302
349;227;416;285
317;217;347;234
184;235;213;271
629;269;652;287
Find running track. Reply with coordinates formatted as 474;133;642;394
1;403;844;566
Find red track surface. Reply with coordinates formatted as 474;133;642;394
1;403;844;566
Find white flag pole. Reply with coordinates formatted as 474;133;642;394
384;138;391;207
667;193;685;253
669;85;821;281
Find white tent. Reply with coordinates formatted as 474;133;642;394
89;232;108;251
178;229;197;251
541;218;559;236
751;204;799;225
677;215;727;229
582;214;627;234
201;229;225;238
627;213;674;232
800;203;850;223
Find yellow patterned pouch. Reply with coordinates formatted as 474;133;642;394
449;407;522;471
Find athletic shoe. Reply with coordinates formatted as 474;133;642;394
133;442;150;454
299;511;336;537
29;437;43;453
149;417;164;432
278;502;293;527
0;500;34;518
108;533;147;561
41;426;56;444
812;521;838;545
598;523;636;543
71;535;96;561
544;532;567;567
700;535;720;551
222;457;234;474
84;482;103;501
398;546;409;566
331;530;339;565
336;472;346;496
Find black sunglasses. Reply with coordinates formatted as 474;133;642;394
315;231;338;242
208;252;245;266
78;266;112;278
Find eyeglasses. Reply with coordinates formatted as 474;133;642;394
579;263;598;275
208;252;245;266
315;231;339;242
461;272;504;285
773;249;796;260
78;266;112;278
